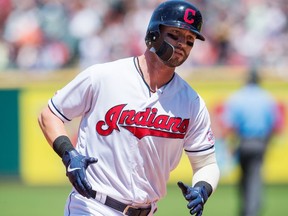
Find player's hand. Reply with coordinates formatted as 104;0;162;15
177;181;208;216
62;149;98;199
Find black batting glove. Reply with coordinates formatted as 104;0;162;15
177;181;208;216
62;149;98;199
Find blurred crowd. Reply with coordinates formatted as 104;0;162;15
0;0;287;72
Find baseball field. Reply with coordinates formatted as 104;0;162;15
0;181;287;215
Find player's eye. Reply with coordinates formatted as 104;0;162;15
187;41;194;47
167;33;178;40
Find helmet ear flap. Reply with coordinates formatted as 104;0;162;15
154;40;174;62
145;31;160;48
145;30;174;62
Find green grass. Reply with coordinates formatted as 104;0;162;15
0;182;287;215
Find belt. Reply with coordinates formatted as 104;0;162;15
92;191;151;216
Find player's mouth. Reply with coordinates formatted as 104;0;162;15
174;49;185;58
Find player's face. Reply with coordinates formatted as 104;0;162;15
161;26;197;67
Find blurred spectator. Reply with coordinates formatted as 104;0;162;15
0;0;287;71
0;0;12;28
67;0;104;68
221;67;281;216
3;0;42;69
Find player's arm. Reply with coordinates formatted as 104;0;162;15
178;152;220;216
38;106;69;147
189;152;220;193
38;106;97;199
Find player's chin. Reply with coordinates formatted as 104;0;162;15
166;56;186;67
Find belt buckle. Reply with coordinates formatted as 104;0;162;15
122;205;137;216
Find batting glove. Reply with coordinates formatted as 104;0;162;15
62;149;98;199
177;181;208;216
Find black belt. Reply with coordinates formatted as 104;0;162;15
92;191;151;216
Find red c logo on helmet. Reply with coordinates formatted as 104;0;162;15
184;8;196;24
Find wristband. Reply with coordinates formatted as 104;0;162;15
53;135;74;158
194;181;213;197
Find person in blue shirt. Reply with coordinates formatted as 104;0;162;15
222;68;279;216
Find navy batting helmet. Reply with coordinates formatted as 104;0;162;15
145;0;205;61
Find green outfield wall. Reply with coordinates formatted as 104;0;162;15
0;90;19;176
0;67;287;185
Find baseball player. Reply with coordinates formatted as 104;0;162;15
38;1;220;216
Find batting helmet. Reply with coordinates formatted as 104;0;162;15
145;0;205;61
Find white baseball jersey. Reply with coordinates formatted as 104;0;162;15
49;57;215;205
